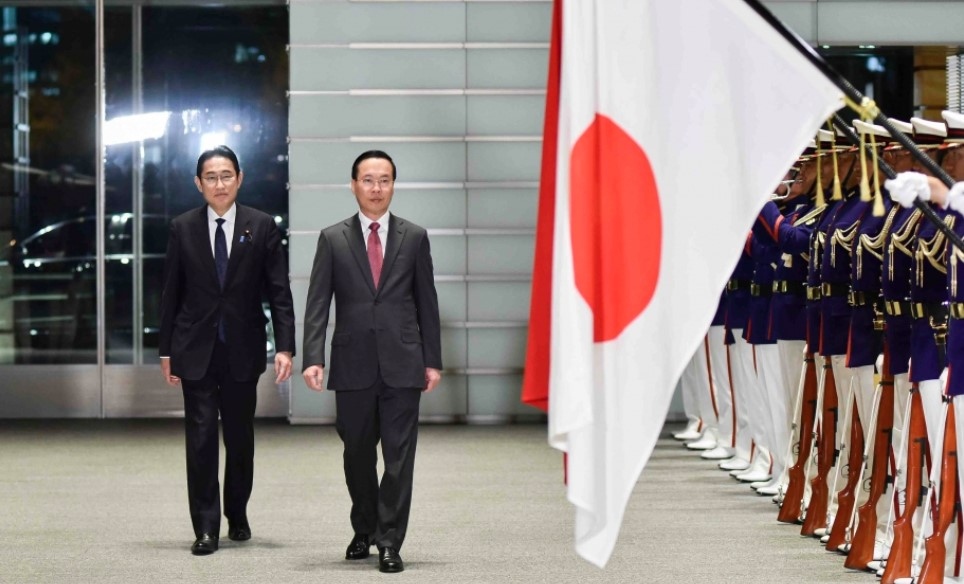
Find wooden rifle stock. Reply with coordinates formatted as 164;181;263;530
915;401;957;584
845;347;895;570
779;353;818;524
827;399;865;550
882;385;929;584
802;357;839;535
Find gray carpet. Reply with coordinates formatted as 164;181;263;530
0;420;873;583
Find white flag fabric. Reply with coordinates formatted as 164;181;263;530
523;0;843;567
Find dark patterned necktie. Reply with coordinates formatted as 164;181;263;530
215;218;228;342
215;218;228;288
368;222;383;288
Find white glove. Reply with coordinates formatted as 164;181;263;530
884;171;931;208
946;182;964;215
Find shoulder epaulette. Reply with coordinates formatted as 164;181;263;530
793;204;827;227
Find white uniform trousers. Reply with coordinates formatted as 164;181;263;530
709;326;744;460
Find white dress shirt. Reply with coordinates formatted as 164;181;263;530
358;211;388;259
208;203;237;257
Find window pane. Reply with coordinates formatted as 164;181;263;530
0;5;95;364
135;6;290;363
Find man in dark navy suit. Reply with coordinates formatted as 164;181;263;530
302;150;442;574
159;145;296;555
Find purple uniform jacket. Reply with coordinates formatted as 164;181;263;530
745;232;778;345
724;236;754;343
712;293;726;327
753;200;814;341
882;205;921;376
846;198;890;367
819;196;862;357
908;208;951;382
808;199;844;353
945;213;964;396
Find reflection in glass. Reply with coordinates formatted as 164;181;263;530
0;5;95;364
0;4;289;366
119;6;289;364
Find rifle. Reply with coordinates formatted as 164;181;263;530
915;400;958;584
827;386;865;551
778;351;818;523
845;346;895;570
802;357;839;535
882;385;930;584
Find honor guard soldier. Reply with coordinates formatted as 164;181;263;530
838;119;898;568
817;135;871;548
800;129;850;539
874;118;928;580
741;223;783;487
755;153;824;504
723;243;766;477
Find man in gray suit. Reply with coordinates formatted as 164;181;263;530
302;150;442;573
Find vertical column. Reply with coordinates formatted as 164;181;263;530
915;46;947;119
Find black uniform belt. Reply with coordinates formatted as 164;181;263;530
807;286;822;301
820;282;849;298
848;290;877;307
726;278;751;292
750;283;773;297
884;300;911;317
772;280;806;296
910;302;947;321
950;303;964;319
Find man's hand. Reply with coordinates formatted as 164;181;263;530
303;365;325;392
424;368;441;393
274;351;293;384
160;357;180;386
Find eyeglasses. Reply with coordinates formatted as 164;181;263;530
358;177;393;189
201;174;237;186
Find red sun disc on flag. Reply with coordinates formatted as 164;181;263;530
569;114;662;343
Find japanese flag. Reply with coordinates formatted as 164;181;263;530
523;0;842;567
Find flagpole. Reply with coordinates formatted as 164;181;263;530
830;114;964;252
741;0;955;188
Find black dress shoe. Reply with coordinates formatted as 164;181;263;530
378;547;404;573
191;534;219;556
345;533;370;560
228;518;251;541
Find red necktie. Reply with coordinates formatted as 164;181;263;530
368;222;383;288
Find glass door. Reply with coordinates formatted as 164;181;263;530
0;1;289;418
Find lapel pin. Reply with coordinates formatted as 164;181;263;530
240;229;253;243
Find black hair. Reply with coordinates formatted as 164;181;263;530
196;145;240;178
351;150;396;180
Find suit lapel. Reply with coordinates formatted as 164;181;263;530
223;204;250;290
379;214;406;293
344;215;377;295
193;206;219;288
